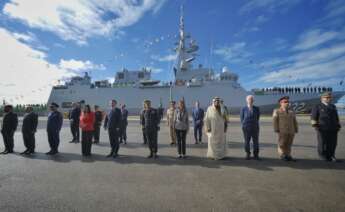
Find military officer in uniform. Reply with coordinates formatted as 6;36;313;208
141;100;160;159
273;96;298;161
21;106;38;155
46;102;63;155
166;100;177;146
104;99;122;158
140;105;148;145
311;92;341;162
1;105;18;154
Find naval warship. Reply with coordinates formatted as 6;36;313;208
47;8;345;114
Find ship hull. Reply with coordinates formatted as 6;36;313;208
47;85;345;115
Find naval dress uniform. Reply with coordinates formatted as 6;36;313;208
311;94;341;161
1;107;18;153
47;106;63;154
22;111;38;153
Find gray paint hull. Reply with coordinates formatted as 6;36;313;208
47;84;345;114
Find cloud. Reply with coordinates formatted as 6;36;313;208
273;38;289;51
12;31;35;43
152;0;167;14
10;31;49;51
0;27;74;104
255;15;269;24
59;59;106;72
214;42;252;63
259;56;345;84
235;26;260;36
323;0;345;20
255;3;345;87
259;58;287;69
292;29;342;51
106;77;115;84
313;0;345;28
131;37;140;43
3;0;166;45
239;0;300;14
291;43;345;67
145;66;163;74
151;54;177;62
258;43;345;84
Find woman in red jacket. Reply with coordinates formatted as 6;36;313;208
80;105;95;156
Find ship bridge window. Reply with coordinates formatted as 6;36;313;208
138;72;144;78
62;102;73;109
118;73;124;79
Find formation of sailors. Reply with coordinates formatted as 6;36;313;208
261;86;333;94
0;91;342;162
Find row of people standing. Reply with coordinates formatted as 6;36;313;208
241;92;341;162
67;101;128;156
1;105;39;155
0;102;65;155
1;91;341;162
163;91;341;162
51;101;130;156
165;98;230;159
0;97;228;158
166;100;205;158
68;103;104;144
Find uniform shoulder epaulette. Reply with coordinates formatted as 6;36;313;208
272;109;279;117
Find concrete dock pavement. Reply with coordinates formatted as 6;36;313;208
0;116;344;211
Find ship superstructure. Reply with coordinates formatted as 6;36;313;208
48;7;345;114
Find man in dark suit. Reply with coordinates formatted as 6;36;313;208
141;100;160;159
311;92;341;162
69;102;81;143
46;102;63;155
93;105;103;144
240;95;261;160
21;106;38;155
120;104;128;144
104;99;122;158
1;105;18;154
192;101;204;144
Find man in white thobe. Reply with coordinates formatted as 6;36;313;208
204;97;228;160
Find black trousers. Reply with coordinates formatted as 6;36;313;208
22;131;35;152
1;131;14;151
82;131;93;155
142;128;147;144
175;129;187;155
193;125;202;142
47;130;60;152
120;125;127;142
108;130;120;154
145;129;158;154
70;121;80;141
93;124;101;142
242;127;259;156
317;130;338;159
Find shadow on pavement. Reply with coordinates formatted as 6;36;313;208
9;151;344;171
